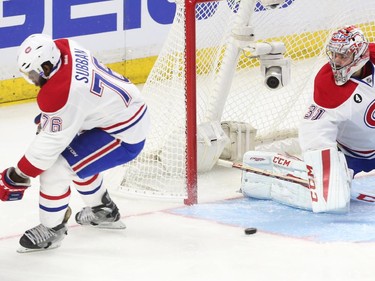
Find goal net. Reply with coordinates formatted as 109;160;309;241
106;0;375;203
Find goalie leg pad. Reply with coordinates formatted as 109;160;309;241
303;147;351;213
240;151;274;199
241;151;312;210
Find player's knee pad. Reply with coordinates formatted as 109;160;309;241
40;156;75;194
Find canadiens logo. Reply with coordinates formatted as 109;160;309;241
364;99;375;128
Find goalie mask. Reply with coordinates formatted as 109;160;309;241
17;34;61;86
326;25;369;86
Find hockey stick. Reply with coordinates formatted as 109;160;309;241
217;159;309;188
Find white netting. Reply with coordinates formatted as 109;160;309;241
107;0;375;201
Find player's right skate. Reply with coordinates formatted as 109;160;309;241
17;206;72;253
75;191;126;229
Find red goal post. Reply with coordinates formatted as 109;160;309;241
184;0;216;205
106;0;375;205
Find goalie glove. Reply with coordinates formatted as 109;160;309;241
0;167;31;201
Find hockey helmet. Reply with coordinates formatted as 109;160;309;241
326;25;369;85
17;34;61;85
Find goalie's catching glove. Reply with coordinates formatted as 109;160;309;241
0;167;31;201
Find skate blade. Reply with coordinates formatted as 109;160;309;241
88;220;126;230
17;242;61;253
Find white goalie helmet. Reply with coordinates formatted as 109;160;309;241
17;34;61;85
326;25;369;85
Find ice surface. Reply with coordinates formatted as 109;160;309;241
0;101;375;281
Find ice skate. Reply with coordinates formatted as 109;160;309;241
17;207;72;253
75;191;126;229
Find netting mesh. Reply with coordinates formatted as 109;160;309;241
106;0;375;200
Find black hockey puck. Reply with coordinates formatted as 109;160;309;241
244;227;257;235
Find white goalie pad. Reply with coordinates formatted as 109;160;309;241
241;148;351;213
240;151;312;211
303;147;351;213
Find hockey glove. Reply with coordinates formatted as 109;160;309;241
0;167;31;201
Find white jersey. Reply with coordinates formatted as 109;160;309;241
299;43;375;159
18;39;150;177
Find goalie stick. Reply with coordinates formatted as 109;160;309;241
217;159;309;188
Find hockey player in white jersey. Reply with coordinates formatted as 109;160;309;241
241;25;375;213
300;25;374;174
0;34;150;252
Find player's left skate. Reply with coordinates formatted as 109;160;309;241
17;207;72;253
75;191;126;229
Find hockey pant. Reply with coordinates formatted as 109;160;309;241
343;153;375;176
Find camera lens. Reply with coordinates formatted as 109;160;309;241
266;76;280;89
264;66;282;89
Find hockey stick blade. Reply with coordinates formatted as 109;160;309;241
217;159;309;188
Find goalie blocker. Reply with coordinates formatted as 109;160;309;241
240;147;351;213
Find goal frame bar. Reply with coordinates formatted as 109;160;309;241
185;0;221;205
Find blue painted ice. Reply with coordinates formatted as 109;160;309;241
171;176;375;243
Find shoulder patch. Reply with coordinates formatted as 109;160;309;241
314;63;358;109
37;39;73;113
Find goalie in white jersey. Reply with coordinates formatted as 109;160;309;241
0;34;150;252
241;25;375;213
300;25;375;175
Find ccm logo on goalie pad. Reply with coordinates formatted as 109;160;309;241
306;165;318;202
273;156;291;166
